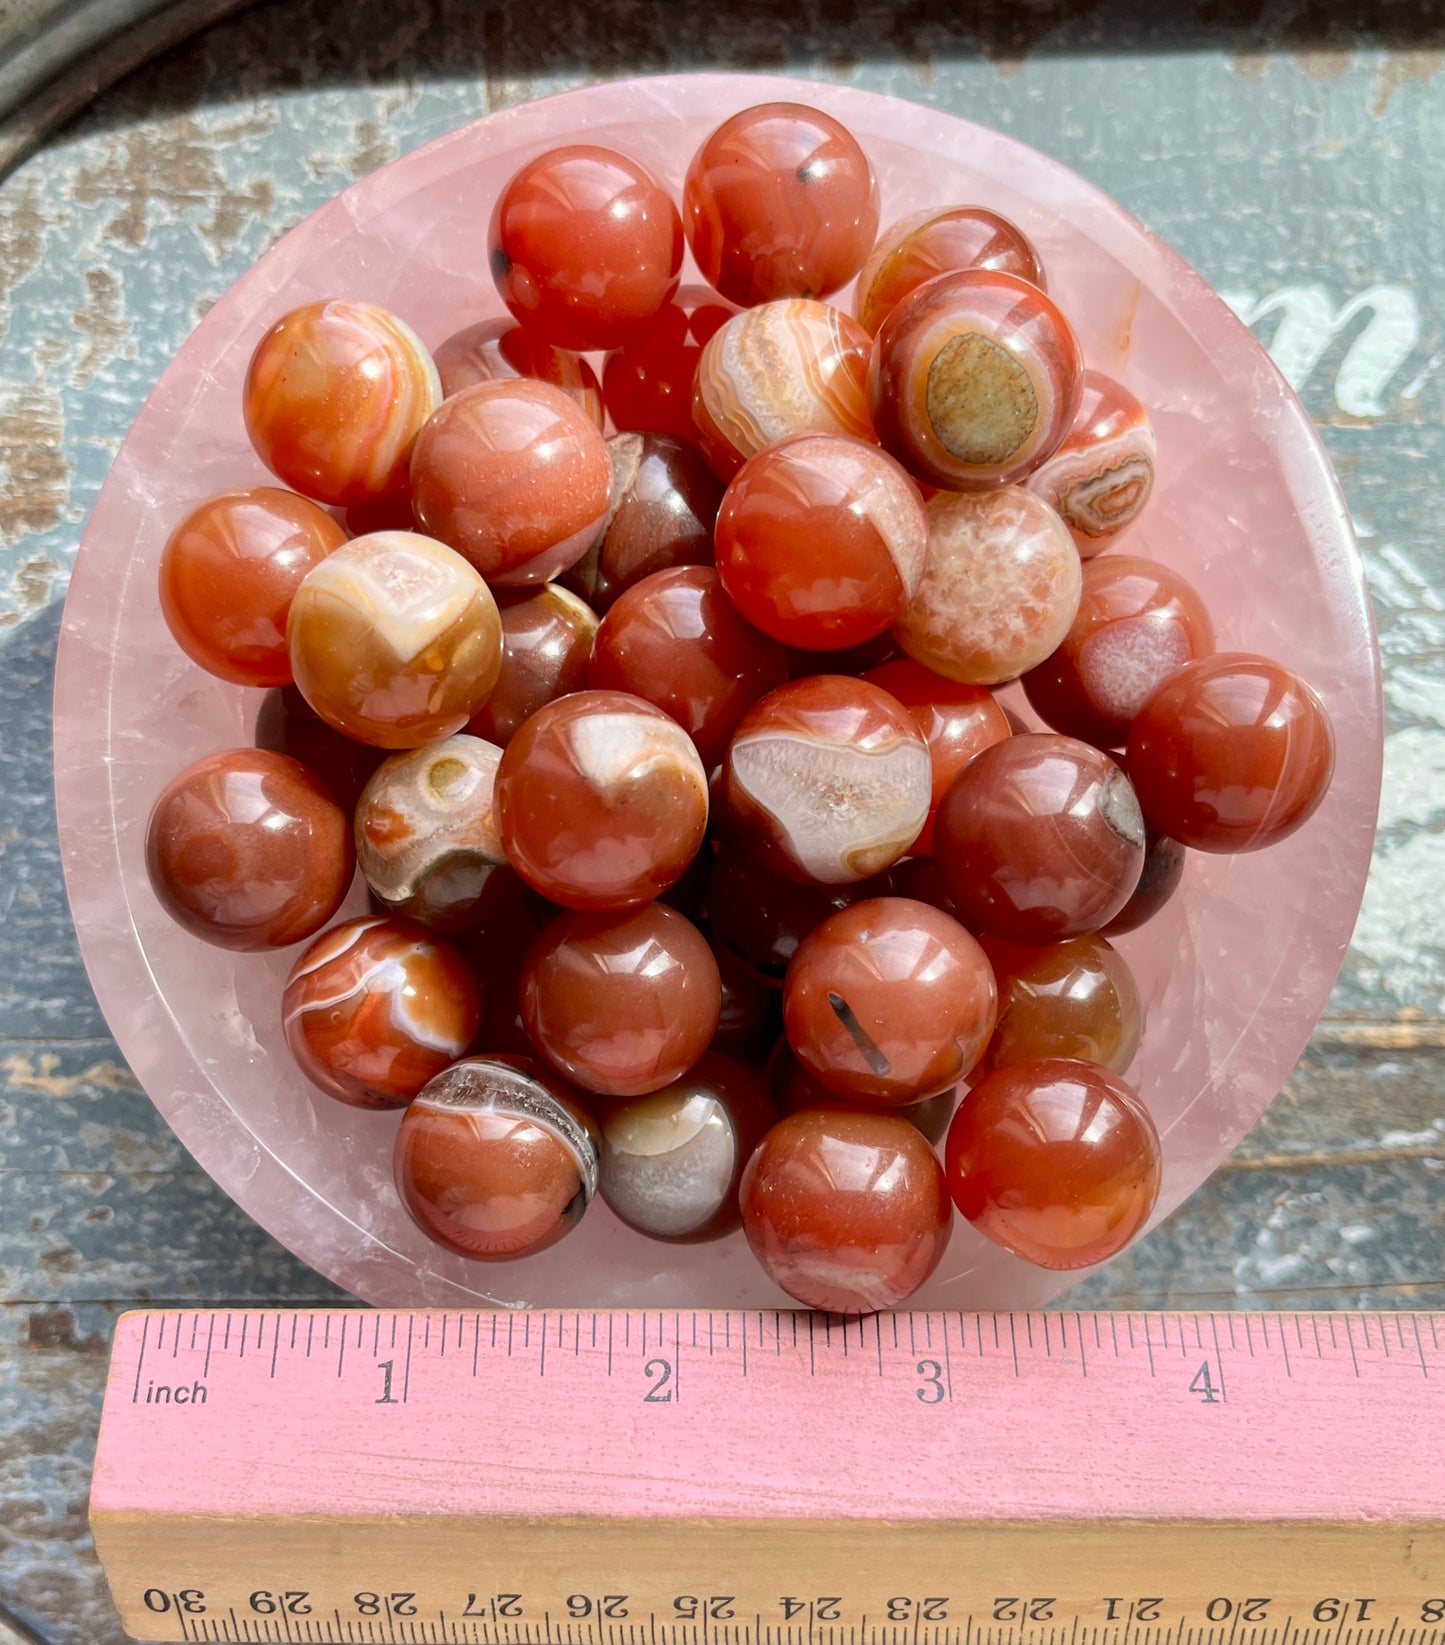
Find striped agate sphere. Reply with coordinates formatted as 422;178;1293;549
282;915;481;1109
691;298;876;480
244;300;441;507
1025;370;1157;555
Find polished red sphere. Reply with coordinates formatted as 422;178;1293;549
146;748;353;951
466;584;598;748
855;205;1046;336
715;433;928;651
496;690;709;910
861;658;1012;853
159;488;346;687
521;903;722;1097
740;1108;952;1313
588;566;788;769
934;733;1146;942
489;144;683;350
945;1058;1161;1270
869;268;1083;491
683;103;879;306
603;285;737;444
1023;556;1214;749
253;685;386;813
283;916;481;1108
1126;653;1335;853
1025;370;1156;554
783;897;997;1104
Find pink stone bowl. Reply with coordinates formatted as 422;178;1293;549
54;73;1382;1310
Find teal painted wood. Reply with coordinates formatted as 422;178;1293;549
0;6;1443;1642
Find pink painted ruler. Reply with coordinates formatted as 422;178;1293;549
90;1309;1445;1645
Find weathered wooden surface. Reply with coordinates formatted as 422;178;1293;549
0;4;1443;1641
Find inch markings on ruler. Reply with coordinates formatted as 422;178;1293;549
90;1310;1444;1645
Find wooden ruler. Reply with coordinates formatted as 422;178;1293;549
91;1309;1445;1645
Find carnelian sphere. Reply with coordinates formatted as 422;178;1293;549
159;487;346;686
692;299;875;480
934;733;1146;943
783;897;997;1104
1126;652;1335;853
1102;817;1186;935
496;690;709;910
855;205;1047;336
683;102;879;306
945;1057;1161;1270
715;433;928;651
972;933;1141;1082
740;1108;952;1313
1023;556;1215;749
723;675;931;885
869;268;1083;491
1025;370;1156;554
394;1056;600;1260
243;299;440;506
282;915;481;1108
253;685;386;813
588;566;788;769
521;903;722;1097
432;316;604;428
893;487;1081;686
488;144;683;351
466;584;599;748
145;748;353;951
596;1051;776;1242
861;658;1012;854
603;284;738;444
286;531;503;750
410;379;613;586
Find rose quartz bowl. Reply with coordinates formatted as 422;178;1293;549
55;73;1381;1310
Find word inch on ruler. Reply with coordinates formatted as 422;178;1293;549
90;1309;1445;1645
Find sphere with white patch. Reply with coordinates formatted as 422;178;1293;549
894;488;1082;686
722;675;932;885
496;690;709;911
714;433;928;650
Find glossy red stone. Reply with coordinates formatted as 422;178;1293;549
563;433;722;613
1022;556;1215;748
588;566;789;769
1101;818;1187;935
602;285;738;444
521;903;722;1097
855;205;1046;336
683;103;879;306
489;145;683;351
1026;371;1156;553
724;676;931;884
972;933;1142;1082
894;488;1081;686
394;1055;599;1260
159;487;346;686
715;433;927;650
433;317;604;428
410;380;613;585
286;531;503;750
282;915;481;1108
861;658;1012;853
596;1051;776;1241
496;690;709;911
783;897;997;1104
869;268;1083;491
771;1043;958;1144
145;748;353;951
692;299;875;479
740;1109;952;1313
1126;653;1335;853
934;733;1146;942
710;939;782;1060
706;841;894;979
243;300;440;506
254;685;387;813
466;584;598;748
945;1058;1161;1270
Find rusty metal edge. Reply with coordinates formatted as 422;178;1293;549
0;0;256;178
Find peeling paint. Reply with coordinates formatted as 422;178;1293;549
1370;48;1445;118
2;1053;139;1098
0;379;68;546
70;266;127;388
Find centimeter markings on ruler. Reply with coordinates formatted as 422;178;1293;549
90;1310;1445;1645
